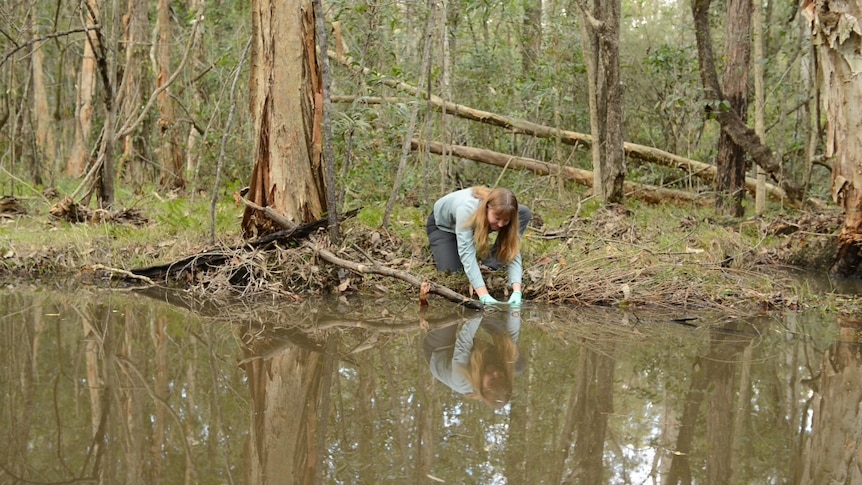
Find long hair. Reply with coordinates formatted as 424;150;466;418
464;186;520;264
461;330;519;408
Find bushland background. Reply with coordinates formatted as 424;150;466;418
0;0;853;313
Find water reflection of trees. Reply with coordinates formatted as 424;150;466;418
2;290;860;483
0;290;246;484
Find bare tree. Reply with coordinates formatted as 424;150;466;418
118;0;152;186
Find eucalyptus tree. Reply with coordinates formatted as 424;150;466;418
240;0;328;238
804;0;862;278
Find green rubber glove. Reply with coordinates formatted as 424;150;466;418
479;294;501;305
507;291;523;306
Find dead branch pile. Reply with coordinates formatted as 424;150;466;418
0;196;27;218
49;197;149;225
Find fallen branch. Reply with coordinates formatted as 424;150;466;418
303;241;483;310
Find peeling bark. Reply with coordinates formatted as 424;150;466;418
243;0;328;238
804;0;862;277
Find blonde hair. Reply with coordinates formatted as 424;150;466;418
461;330;519;408
464;186;520;264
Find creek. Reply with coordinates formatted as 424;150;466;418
0;286;856;483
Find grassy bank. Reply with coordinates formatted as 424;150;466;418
0;181;853;316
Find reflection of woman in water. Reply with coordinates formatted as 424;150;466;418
423;311;522;408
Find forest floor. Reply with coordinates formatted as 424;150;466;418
0;187;858;317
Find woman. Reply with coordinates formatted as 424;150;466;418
426;186;531;305
423;311;523;408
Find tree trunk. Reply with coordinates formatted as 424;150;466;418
243;0;328;237
29;14;54;183
714;0;752;217
578;0;626;204
67;0;100;177
119;0;152;186
156;0;185;189
185;0;207;184
752;0;766;216
803;0;862;277
521;0;542;76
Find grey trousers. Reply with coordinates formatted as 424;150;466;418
426;204;532;272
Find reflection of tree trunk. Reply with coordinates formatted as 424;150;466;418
729;342;754;485
356;354;376;484
550;353;582;484
705;347;736;484
151;315;169;484
121;309;147;485
243;344;324;484
801;316;862;484
380;346;410;470
416;343;437;481
3;295;37;477
665;357;707;485
665;324;753;485
83;307;104;435
505;343;531;483
550;346;615;483
570;348;615;483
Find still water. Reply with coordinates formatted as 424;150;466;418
0;286;857;484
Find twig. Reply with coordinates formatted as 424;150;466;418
86;264;156;286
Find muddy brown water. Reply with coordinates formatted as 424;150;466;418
0;286;857;483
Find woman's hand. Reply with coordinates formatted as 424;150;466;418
507;291;522;306
479;294;502;305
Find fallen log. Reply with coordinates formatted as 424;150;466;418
412;139;710;207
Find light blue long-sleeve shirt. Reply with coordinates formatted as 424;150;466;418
432;188;523;291
428;314;483;394
428;312;523;394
